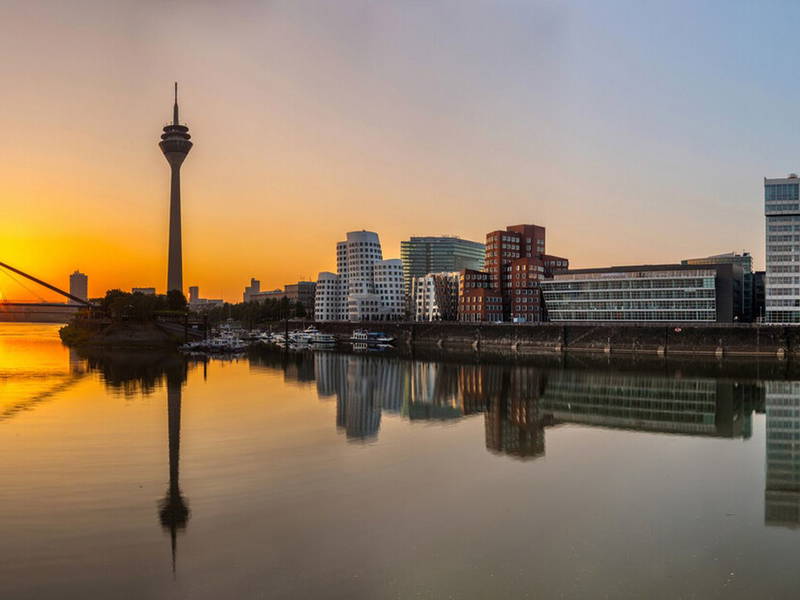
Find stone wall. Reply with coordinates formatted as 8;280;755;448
309;320;800;359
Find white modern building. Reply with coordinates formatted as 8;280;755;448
315;230;404;321
412;272;460;321
765;175;800;323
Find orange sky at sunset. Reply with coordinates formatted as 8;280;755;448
0;1;773;302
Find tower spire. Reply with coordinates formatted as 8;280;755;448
173;82;179;125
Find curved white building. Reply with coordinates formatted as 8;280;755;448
315;231;404;321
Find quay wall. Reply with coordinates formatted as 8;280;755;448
310;321;800;358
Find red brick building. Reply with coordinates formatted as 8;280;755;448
483;224;569;322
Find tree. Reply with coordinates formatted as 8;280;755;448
167;290;188;311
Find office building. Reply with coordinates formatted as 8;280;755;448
159;83;192;294
68;270;88;304
412;272;460;321
484;224;569;322
682;252;753;321
541;263;742;322
315;230;404;321
765;174;800;323
400;236;485;296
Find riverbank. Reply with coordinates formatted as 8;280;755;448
59;320;184;348
312;321;800;359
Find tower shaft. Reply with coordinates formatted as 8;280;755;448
167;164;183;293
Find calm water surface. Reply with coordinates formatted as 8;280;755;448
2;323;800;599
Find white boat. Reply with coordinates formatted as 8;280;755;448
349;329;395;345
310;331;336;344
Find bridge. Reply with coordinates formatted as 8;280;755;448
0;262;96;322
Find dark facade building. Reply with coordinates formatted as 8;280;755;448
754;271;766;321
541;263;743;323
682;252;753;321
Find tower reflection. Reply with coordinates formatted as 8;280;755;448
159;368;190;573
82;350;192;571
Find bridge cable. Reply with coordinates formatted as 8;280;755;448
0;267;49;303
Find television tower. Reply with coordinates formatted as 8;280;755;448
160;83;193;294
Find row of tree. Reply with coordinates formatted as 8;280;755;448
93;289;188;321
202;297;307;328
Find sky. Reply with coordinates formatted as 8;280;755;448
0;0;795;302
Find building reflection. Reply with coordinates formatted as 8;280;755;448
262;351;764;461
765;381;800;528
539;372;756;439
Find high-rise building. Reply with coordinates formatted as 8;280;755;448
682;252;752;321
188;286;199;304
314;230;404;321
69;270;88;304
764;175;800;323
483;224;569;322
160;83;192;294
400;236;485;296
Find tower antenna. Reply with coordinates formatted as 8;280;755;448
173;82;179;125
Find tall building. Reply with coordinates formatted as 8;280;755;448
483;224;569;322
400;236;485;295
541;263;742;322
159;83;193;294
412;272;460;321
314;230;404;321
682;252;753;321
68;270;88;304
765;174;800;323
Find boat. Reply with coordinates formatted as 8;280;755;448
310;331;336;345
349;329;395;345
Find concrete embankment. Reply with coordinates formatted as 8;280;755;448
313;321;800;359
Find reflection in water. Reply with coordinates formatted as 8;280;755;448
81;351;192;573
765;381;800;528
254;350;765;460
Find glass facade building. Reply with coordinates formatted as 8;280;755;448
400;236;485;296
540;264;740;322
682;252;752;321
765;176;800;323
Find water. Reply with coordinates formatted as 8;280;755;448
1;323;799;599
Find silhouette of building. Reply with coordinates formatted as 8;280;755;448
188;285;223;309
68;270;88;304
132;287;156;295
160;83;192;294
